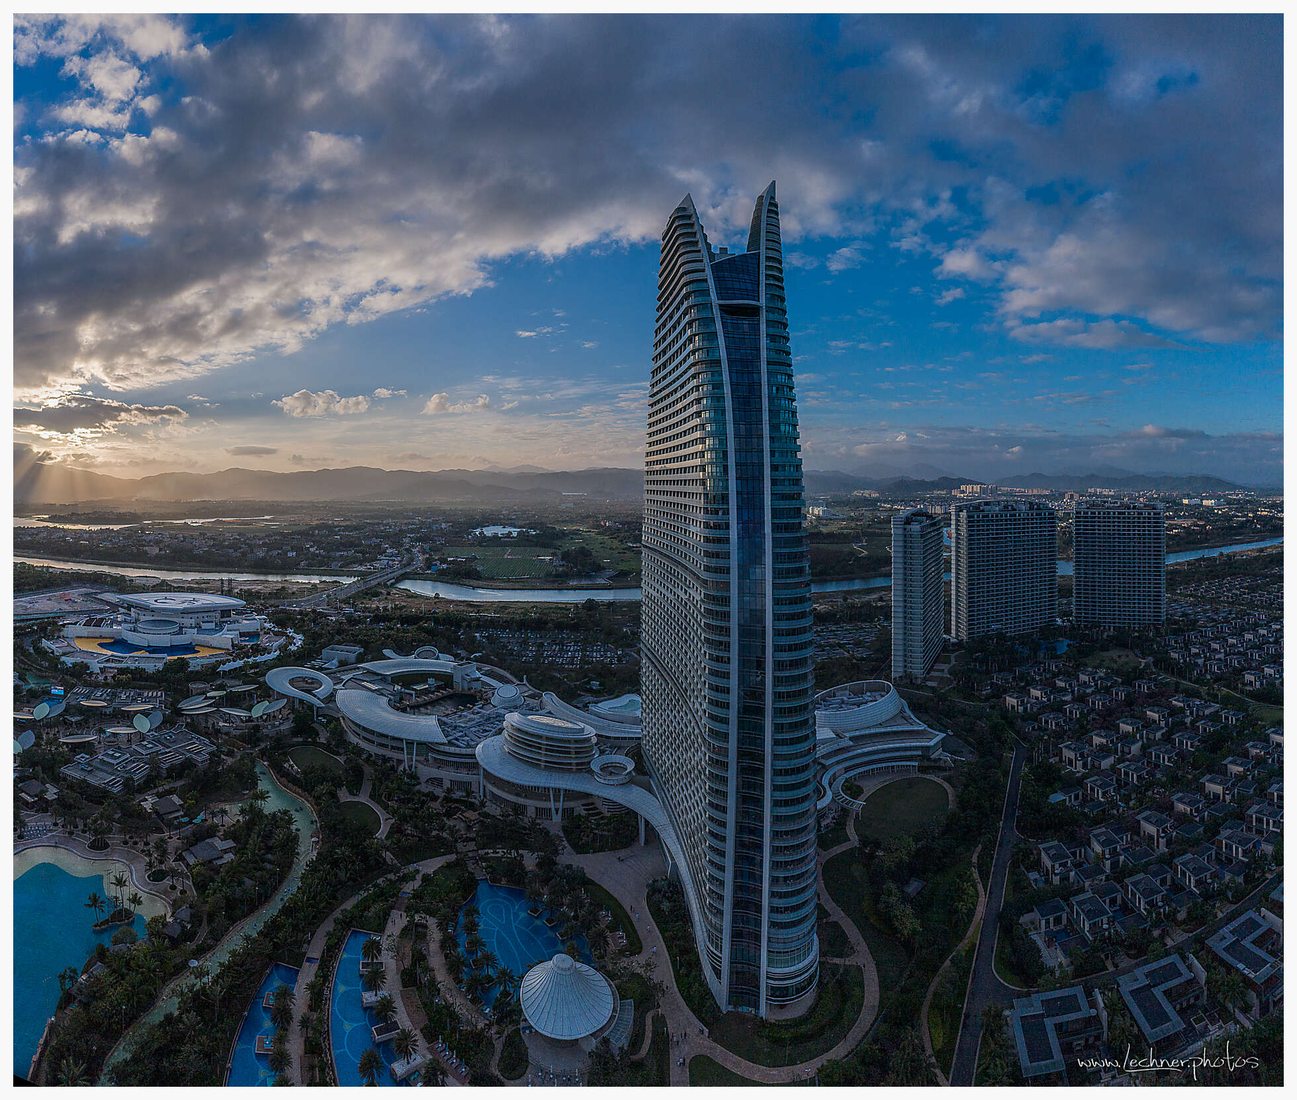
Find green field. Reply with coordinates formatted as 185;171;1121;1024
856;777;950;842
442;530;640;580
442;545;557;579
288;743;345;777
339;799;382;835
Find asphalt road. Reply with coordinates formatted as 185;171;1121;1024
949;743;1024;1087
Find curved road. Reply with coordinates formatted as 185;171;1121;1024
949;744;1023;1087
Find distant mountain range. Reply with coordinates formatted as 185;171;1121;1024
14;455;1249;506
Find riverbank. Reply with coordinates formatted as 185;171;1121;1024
15;554;357;582
17;536;1283;602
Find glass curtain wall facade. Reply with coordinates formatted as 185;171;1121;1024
641;183;819;1017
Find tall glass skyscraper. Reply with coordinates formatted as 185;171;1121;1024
641;183;819;1018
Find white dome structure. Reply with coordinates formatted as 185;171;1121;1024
519;954;615;1042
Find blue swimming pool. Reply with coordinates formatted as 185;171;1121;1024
99;639;208;656
329;929;406;1087
455;880;591;1009
13;860;149;1076
226;961;300;1086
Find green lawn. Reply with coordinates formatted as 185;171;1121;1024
288;743;344;778
818;811;853;851
856;777;950;842
927;943;973;1078
442;531;640;580
583;880;643;955
498;1028;529;1080
705;963;864;1067
817;917;853;959
338;799;381;835
442;545;557;579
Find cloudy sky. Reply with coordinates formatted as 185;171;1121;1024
13;13;1283;484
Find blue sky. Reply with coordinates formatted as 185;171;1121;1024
13;14;1283;484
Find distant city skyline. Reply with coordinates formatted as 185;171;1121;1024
13;14;1282;484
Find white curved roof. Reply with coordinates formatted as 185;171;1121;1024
335;687;446;743
542;692;642;739
116;592;246;613
265;666;335;705
381;646;443;661
353;658;467;679
519;954;615;1041
508;712;591;740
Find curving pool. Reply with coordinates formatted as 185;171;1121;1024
330;928;408;1087
225;962;300;1086
13;856;165;1077
455;880;591;1010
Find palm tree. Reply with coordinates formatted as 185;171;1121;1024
85;891;106;923
268;1037;292;1077
110;871;130;913
271;983;296;1033
393;1028;416;1060
56;1056;90;1086
374;993;396;1025
361;967;386;993
128;891;144;917
361;936;383;965
357;1046;382;1086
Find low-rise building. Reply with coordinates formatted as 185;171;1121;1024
1117;954;1206;1050
1009;986;1105;1081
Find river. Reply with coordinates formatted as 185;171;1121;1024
17;536;1282;603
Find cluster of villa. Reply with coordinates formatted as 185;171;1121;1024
1007;664;1280;966
1161;608;1283;692
1010;891;1283;1081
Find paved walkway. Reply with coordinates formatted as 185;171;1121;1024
336;768;394;840
289;854;451;1084
950;745;1024;1086
567;824;880;1085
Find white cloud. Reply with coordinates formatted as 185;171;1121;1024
273;388;371;417
372;387;407;398
422;392;491;415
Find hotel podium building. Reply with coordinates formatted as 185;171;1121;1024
640;183;820;1018
950;499;1058;641
1072;499;1166;626
891;508;946;680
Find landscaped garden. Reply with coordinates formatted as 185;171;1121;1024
288;743;345;778
338;799;382;836
854;776;950;842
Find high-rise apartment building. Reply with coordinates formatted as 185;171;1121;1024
891;509;945;680
950;499;1057;641
1072;499;1166;626
640;183;819;1018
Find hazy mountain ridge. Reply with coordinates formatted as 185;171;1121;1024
14;456;1248;506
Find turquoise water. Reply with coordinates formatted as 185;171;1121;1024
330;929;407;1087
13;861;147;1077
225;962;300;1086
455;881;591;1009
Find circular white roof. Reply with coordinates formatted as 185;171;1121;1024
117;592;246;613
519;954;614;1041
